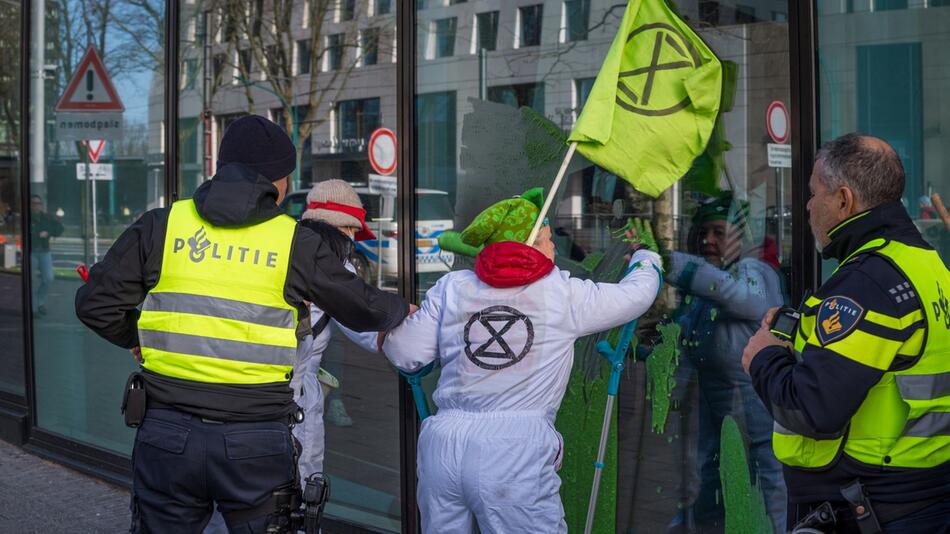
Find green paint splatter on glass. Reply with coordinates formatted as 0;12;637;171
581;251;605;273
646;322;682;433
719;416;772;534
710;308;718;321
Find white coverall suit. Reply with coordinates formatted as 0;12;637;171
383;249;662;533
290;262;378;482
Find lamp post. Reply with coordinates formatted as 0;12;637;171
236;75;300;191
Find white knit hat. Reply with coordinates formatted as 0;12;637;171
302;179;376;241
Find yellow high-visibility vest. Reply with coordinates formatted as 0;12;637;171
774;239;950;469
138;199;299;384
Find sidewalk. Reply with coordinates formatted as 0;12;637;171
0;439;130;532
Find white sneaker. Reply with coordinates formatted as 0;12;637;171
326;399;354;427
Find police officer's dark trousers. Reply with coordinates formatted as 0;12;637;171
131;408;295;533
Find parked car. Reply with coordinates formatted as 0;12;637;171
281;187;455;286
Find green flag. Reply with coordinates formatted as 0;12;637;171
568;0;722;198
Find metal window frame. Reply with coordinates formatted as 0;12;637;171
396;1;421;533
789;0;819;303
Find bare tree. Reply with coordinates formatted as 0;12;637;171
0;1;20;151
203;0;384;177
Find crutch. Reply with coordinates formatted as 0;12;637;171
399;361;435;420
584;262;662;534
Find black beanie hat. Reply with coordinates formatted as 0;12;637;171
217;115;296;181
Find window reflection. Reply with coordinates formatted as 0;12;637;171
0;0;24;397
30;0;165;453
178;0;402;529
818;0;950;270
417;1;792;531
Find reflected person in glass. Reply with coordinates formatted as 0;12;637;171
30;194;63;316
665;192;787;533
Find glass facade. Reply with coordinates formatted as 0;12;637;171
0;0;945;532
817;0;950;269
416;0;792;531
175;1;402;529
27;0;164;454
0;0;23;397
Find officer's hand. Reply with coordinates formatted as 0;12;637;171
409;304;419;315
741;314;790;375
762;306;780;328
130;346;143;363
377;331;388;353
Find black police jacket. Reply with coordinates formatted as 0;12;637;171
75;163;409;421
751;202;950;505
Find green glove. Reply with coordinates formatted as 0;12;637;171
623;217;658;254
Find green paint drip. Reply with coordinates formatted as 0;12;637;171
719;416;772;534
645;322;682;433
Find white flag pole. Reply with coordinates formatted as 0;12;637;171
526;142;578;244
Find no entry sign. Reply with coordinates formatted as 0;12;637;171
368;128;398;176
766;101;789;144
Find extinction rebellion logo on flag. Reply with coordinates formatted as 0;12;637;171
618;23;705;117
173;226;281;268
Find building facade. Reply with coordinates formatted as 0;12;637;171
1;0;949;532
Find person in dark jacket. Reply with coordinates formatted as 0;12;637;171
75;115;410;533
30;194;64;316
743;134;950;533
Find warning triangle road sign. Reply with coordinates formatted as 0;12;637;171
56;46;125;112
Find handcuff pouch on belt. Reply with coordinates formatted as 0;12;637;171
122;372;147;428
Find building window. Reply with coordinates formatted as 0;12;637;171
340;0;356;21
183;58;198;90
699;1;720;25
251;0;264;37
931;0;950;6
519;5;543;47
376;0;391;15
235;48;253;83
325;33;344;71
565;0;590;42
336;98;381;152
434;17;457;58
875;0;908;10
574;77;595;112
296;39;311;74
223;11;238;41
487;83;545;114
476;11;499;52
735;4;756;23
772;10;788;21
213;53;227;83
362;28;380;66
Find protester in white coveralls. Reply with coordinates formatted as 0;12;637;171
382;188;662;533
292;180;384;480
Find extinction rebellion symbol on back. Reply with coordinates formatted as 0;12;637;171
464;305;534;370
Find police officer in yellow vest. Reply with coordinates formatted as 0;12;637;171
76;115;409;532
742;134;949;533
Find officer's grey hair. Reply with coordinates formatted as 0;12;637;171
815;133;904;208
